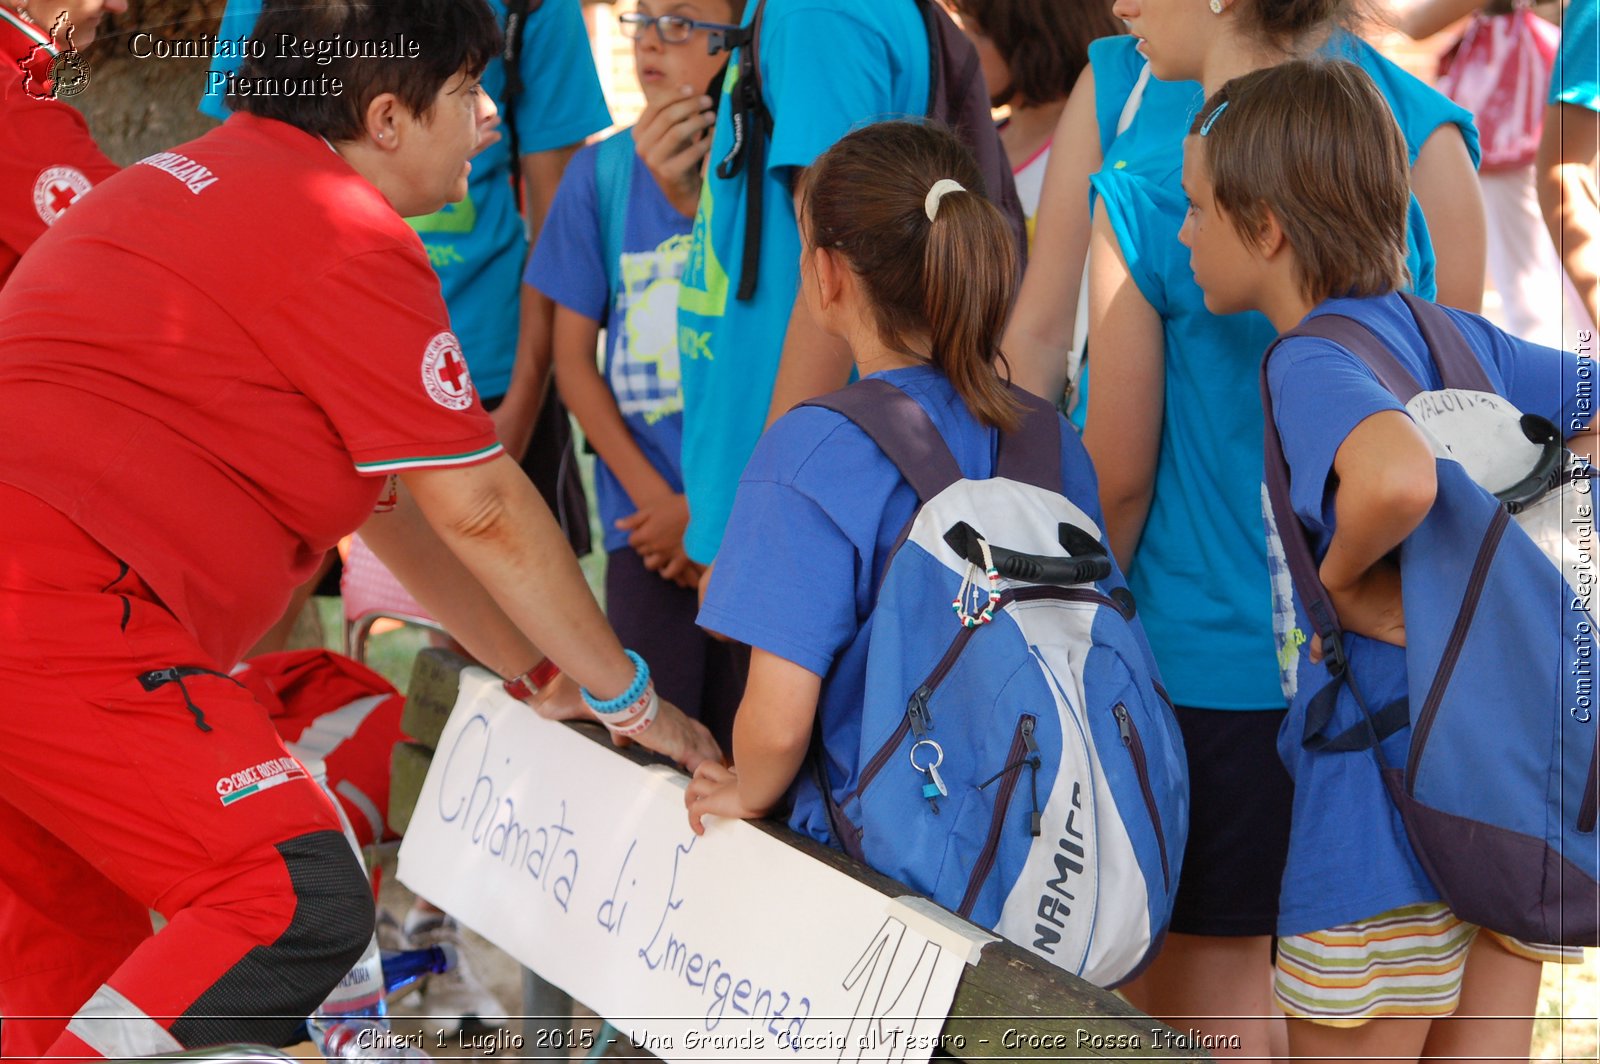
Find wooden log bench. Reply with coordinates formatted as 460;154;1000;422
389;648;1209;1063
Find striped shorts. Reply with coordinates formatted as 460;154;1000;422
1275;903;1583;1025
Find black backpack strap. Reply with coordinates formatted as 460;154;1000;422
1260;330;1408;754
1398;291;1494;392
993;385;1062;493
801;378;963;503
710;0;771;302
500;0;542;206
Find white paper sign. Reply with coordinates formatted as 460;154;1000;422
398;670;987;1064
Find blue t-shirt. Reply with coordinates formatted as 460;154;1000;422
700;365;1108;844
199;0;611;398
1085;33;1479;710
1552;0;1600;112
1265;291;1587;934
524;135;692;553
676;0;931;564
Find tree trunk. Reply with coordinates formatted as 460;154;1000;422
70;0;223;165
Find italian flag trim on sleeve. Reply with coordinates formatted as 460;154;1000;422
354;442;505;474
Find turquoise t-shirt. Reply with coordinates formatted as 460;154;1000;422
676;0;930;563
1552;0;1599;112
1085;34;1478;710
198;0;611;398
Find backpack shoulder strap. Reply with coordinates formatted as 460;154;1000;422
500;0;543;203
594;128;636;300
801;378;964;503
1260;333;1410;754
1399;291;1494;393
711;0;771;302
993;386;1062;493
1286;312;1426;401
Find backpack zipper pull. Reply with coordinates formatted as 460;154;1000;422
1114;703;1133;746
1022;717;1042;837
907;686;934;738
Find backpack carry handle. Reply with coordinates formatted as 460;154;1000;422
944;521;1112;587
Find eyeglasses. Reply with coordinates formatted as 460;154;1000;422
618;11;741;44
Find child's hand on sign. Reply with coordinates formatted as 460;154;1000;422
1312;557;1407;663
685;761;765;834
634;84;717;218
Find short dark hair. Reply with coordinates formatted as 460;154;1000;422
233;0;502;141
1190;59;1411;303
948;0;1123;108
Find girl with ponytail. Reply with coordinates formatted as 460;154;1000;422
683;121;1105;845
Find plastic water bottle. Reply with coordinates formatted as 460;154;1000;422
380;944;456;997
303;756;434;1061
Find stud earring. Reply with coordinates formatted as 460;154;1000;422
1209;0;1224;12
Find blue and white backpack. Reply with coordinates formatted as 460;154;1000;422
801;379;1189;987
1262;292;1598;946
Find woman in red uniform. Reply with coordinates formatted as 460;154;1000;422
0;1;718;1058
0;0;121;286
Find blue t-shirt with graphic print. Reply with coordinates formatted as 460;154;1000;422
1265;292;1586;935
525;136;692;554
199;0;611;399
1085;33;1478;711
676;0;931;564
1552;0;1599;112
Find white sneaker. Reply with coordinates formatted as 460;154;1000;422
401;913;507;1038
375;908;410;953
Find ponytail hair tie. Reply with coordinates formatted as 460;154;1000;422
924;178;967;222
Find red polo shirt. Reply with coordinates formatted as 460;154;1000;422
0;112;503;667
0;8;117;287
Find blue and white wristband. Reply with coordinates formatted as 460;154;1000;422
581;650;658;736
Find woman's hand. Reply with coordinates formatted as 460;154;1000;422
1313;557;1407;663
685;762;768;835
633;85;717;218
627;697;721;773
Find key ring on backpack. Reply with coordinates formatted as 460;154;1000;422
952;535;1001;628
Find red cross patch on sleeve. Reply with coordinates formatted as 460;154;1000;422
419;331;474;411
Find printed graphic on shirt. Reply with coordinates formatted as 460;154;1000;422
32;165;91;225
408;194;477;235
612;234;691;420
1262;483;1305;701
421;331;474;411
678;119;730;322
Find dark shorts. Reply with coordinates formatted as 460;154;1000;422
1168;704;1294;937
604;546;745;752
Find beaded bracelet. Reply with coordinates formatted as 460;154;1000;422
502;658;561;703
580;649;650;715
952;537;1001;628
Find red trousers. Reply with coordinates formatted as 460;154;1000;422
0;486;369;1060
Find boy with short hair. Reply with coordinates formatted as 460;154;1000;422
524;0;746;746
1178;57;1590;1064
